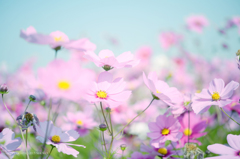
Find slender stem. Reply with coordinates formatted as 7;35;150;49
102;132;108;154
188;110;190;144
220;108;240;126
2;95;30;159
24;100;31;114
26;129;28;159
55;50;58;59
100;102;111;134
108;112;114;159
122;151;124;159
114;99;154;138
170;142;180;158
46;146;54;159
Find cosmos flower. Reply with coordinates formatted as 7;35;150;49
140;142;181;159
0;128;22;159
192;78;239;114
85;71;132;108
37;59;95;101
147;114;182;147
206;134;240;159
143;72;182;106
83;49;140;71
186;15;209;33
16;112;39;131
128;152;154;159
170;93;192;116
36;121;85;157
159;32;182;50
224;95;240;114
178;112;207;147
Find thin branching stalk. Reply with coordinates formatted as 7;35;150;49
102;132;108;153
220;108;240;126
46;146;54;159
107;111;114;159
100;102;111;134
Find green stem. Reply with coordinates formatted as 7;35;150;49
170;142;180;158
100;102;111;134
2;95;30;159
107;112;114;159
55;50;58;59
114;99;154;138
46;146;54;159
102;132;108;155
26;129;28;159
220;108;240;126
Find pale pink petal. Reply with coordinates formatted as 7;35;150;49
99;50;115;59
227;134;240;150
221;81;239;99
97;71;113;83
116;51;133;63
207;144;236;155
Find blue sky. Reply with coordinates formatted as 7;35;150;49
0;0;240;72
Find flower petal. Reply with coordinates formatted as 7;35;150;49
207;144;236;155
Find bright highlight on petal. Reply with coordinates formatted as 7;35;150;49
58;81;71;90
184;128;192;136
161;128;170;135
158;148;168;155
76;120;83;126
212;92;220;101
96;90;107;99
51;135;61;143
54;36;63;42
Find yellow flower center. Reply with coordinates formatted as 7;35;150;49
96;90;107;99
58;81;71;90
76;120;83;126
184;128;192;136
196;90;201;93
161;128;170;135
212;92;220;101
51;135;61;143
156;90;161;93
54;36;63;42
158;148;168;155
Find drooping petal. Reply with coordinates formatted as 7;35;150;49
227;134;240;150
221;81;239;99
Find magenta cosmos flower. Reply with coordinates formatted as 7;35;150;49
0;128;22;159
143;72;182;106
147;114;182;147
206;134;240;159
159;32;182;50
85;71;131;108
140;142;181;159
128;152;154;159
178;112;207;147
186;15;209;33
36;121;85;157
20;26;95;51
192;78;239;114
83;49;140;71
38;59;95;101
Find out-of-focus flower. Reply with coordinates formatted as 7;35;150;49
127;152;154;159
159;32;182;50
178;112;207;147
186;15;209;33
140;142;181;159
0;84;8;94
36;121;85;157
84;49;140;71
147;114;182;147
170;93;192;116
85;71;131;108
192;78;239;114
63;112;98;136
143;72;182;106
37;59;95;101
206;134;240;159
232;17;240;27
224;95;240;114
0;128;22;159
135;46;152;68
16;112;39;131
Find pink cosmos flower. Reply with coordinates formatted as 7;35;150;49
128;152;154;159
62;111;98;136
192;78;239;114
83;49;140;70
20;26;95;51
232;17;240;27
140;142;181;159
38;59;95;101
135;46;152;68
170;94;192;116
36;121;85;157
85;71;131;108
0;128;22;159
178;112;207;147
206;134;240;159
224;95;240;114
186;15;209;33
143;72;182;106
159;32;182;50
147;114;182;147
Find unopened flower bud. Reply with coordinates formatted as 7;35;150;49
106;107;111;113
99;124;107;131
29;95;36;102
0;84;8;94
236;49;240;56
120;144;127;151
103;65;113;71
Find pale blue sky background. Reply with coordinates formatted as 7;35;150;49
0;0;240;72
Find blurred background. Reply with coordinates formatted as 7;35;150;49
0;0;240;72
